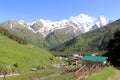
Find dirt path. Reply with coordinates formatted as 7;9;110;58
34;72;62;80
34;68;78;80
108;70;120;80
0;73;20;77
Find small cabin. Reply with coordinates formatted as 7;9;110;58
81;56;109;67
81;56;108;63
75;56;109;80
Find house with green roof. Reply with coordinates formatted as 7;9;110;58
81;56;108;63
75;56;109;80
80;55;109;67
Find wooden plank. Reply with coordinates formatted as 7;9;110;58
75;65;86;74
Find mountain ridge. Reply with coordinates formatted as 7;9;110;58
50;19;120;54
0;14;111;37
0;14;112;49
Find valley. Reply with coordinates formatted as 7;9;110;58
0;0;120;80
51;19;120;55
0;14;120;80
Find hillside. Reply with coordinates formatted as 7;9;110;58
0;33;61;74
51;19;120;54
0;21;49;49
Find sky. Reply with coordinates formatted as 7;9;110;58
0;0;120;22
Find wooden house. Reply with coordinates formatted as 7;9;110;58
81;56;109;67
75;56;109;80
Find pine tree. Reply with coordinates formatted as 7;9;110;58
105;29;120;66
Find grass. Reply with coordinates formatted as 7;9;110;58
86;66;116;80
3;68;63;80
0;34;62;79
4;65;77;80
1;34;116;80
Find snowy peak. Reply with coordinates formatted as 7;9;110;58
97;16;110;24
30;14;111;35
92;16;111;29
0;14;111;37
18;20;34;26
70;14;96;22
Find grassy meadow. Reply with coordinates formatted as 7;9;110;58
0;34;62;79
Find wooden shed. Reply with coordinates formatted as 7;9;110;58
80;55;109;69
75;56;109;80
81;56;107;62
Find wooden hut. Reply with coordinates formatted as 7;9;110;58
75;56;109;80
81;56;108;67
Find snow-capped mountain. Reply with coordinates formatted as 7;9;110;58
0;14;112;49
28;14;111;36
0;14;111;37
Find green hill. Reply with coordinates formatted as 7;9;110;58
0;33;61;74
51;19;120;55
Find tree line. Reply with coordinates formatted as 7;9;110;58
103;29;120;66
0;27;27;44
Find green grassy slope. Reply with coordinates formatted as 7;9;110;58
86;67;116;80
51;19;120;55
0;34;61;73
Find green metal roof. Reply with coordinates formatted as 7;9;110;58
81;56;107;62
